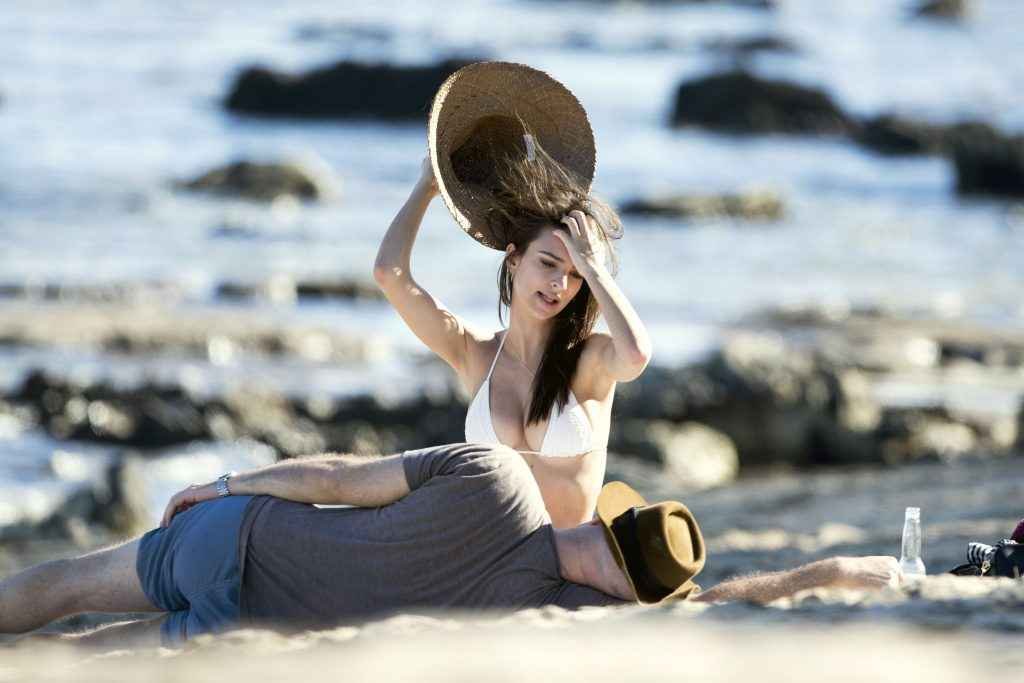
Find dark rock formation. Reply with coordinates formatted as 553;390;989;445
296;280;384;302
179;161;335;202
611;420;739;489
14;371;210;449
7;308;1021;471
94;455;151;537
1017;398;1024;452
949;127;1024;198
613;336;880;466
0;450;162;545
877;407;978;464
856;115;947;156
216;278;384;303
619;191;784;220
225;58;476;120
855;117;1005;162
670;70;854;135
913;0;969;20
702;35;799;57
0;304;376;363
560;0;773;6
0;281;180;304
7;370;467;458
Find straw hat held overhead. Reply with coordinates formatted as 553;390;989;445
428;61;597;250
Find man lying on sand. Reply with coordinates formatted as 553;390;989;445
0;443;901;648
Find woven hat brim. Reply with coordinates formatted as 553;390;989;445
428;61;596;251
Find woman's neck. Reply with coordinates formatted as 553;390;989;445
505;303;553;370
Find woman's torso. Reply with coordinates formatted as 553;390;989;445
459;330;615;527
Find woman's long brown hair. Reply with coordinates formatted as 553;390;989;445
480;129;623;426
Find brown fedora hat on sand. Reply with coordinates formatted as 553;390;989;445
427;61;596;251
596;481;706;603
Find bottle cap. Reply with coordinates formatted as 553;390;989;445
905;507;920;520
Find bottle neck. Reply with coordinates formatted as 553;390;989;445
901;518;921;559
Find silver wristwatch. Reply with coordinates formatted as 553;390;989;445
215;471;236;497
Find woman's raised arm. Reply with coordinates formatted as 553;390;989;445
373;158;477;374
556;210;652;384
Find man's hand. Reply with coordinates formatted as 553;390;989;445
830;556;903;590
160;482;218;528
694;555;903;604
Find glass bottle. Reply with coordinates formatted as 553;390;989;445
899;506;926;580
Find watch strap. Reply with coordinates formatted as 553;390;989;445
215;471;236;497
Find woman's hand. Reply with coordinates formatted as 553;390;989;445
160;482;219;528
554;209;607;276
416;157;439;198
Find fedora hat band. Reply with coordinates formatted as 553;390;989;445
611;506;673;602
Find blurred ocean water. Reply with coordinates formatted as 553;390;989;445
2;0;1023;347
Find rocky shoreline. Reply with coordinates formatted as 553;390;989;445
0;300;1020;556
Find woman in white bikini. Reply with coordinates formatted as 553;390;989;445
374;138;651;528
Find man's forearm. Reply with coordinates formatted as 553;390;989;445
228;453;410;507
693;559;838;605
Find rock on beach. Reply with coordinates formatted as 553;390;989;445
855;116;1024;199
950;127;1024;198
2;304;1022;473
670;70;854;135
560;0;775;6
855;117;1009;161
912;0;970;20
215;277;384;304
179;159;339;202
225;58;476;119
667;76;1024;202
619;191;784;221
0;302;377;362
613;420;739;490
701;34;799;57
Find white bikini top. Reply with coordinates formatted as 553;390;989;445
464;330;598;458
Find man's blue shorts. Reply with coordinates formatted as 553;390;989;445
135;495;253;646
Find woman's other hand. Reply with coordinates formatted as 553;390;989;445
417;157;439;198
555;209;607;276
160;482;219;528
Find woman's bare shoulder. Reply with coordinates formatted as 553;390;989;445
458;325;504;388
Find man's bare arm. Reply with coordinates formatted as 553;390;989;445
161;454;409;527
693;556;901;605
228;453;409;506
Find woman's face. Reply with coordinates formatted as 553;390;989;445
509;227;584;320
